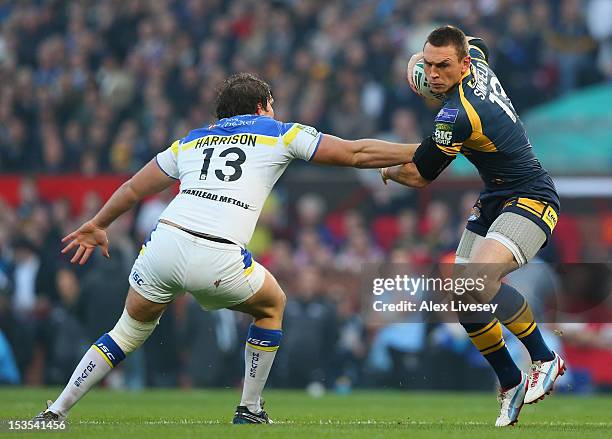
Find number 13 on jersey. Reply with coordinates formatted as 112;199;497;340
199;147;247;182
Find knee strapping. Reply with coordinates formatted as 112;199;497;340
108;308;160;354
486;212;546;266
455;229;485;263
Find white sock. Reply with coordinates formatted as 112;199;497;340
239;324;282;413
49;334;124;417
49;309;159;417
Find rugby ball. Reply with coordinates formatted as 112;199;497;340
412;60;445;101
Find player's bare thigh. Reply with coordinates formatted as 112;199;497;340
125;287;168;322
229;268;286;329
461;239;517;304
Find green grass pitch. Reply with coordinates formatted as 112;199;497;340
1;388;610;438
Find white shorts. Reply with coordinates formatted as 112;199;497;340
128;223;266;310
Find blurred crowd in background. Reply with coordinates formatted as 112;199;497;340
0;0;611;173
1;182;611;391
0;0;611;392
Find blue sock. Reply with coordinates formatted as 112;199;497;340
93;333;126;367
460;310;522;389
492;284;554;362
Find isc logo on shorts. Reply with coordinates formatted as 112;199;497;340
131;271;145;286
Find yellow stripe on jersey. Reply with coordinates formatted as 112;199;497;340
437;143;460;156
459;80;497;153
282;124;301;147
469;45;488;64
181;134;259;151
256;134;279;146
170;140;180;157
180;134;279;150
181;138;199;151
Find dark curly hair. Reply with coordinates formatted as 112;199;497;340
215;73;272;120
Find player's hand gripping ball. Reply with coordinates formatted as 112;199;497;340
411;61;445;101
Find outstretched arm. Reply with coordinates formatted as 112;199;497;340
381;163;430;188
62;159;176;264
380;136;458;188
311;134;417;168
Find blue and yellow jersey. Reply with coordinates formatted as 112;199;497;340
431;41;559;210
155;115;322;246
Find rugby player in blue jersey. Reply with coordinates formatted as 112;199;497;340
381;26;565;426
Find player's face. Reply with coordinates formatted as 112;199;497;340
423;43;470;94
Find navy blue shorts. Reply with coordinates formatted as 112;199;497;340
465;194;559;245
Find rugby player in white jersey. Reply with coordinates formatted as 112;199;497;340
33;73;414;424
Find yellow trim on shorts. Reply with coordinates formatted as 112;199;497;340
543;205;558;231
504;197;558;232
92;344;114;368
517;197;545;215
243;264;254;277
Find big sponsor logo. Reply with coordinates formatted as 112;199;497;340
73;361;96;387
434;123;453;146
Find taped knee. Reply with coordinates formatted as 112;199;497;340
455;229;485;263
486;212;546;266
108;308;159;354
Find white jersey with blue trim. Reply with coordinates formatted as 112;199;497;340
155;114;322;246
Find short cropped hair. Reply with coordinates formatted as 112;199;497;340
215;73;272;119
425;26;469;60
